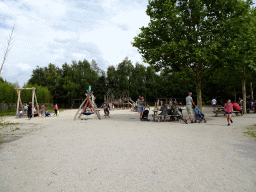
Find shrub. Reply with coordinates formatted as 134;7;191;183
206;100;212;105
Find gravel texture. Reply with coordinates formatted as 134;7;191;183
0;107;256;192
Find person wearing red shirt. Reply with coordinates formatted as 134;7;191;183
233;102;242;115
224;99;233;126
54;103;58;116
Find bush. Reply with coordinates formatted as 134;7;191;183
202;101;205;105
206;100;212;105
0;81;17;104
0;108;16;116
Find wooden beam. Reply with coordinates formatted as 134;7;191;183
16;89;20;116
16;88;35;90
34;92;39;115
74;98;87;120
32;88;35;117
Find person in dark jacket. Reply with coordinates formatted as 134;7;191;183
27;102;32;120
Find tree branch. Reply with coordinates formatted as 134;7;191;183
0;23;15;74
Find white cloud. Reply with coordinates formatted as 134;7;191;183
0;0;150;86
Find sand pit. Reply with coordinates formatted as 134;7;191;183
0;107;256;192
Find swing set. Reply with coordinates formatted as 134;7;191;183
74;86;101;120
16;87;39;117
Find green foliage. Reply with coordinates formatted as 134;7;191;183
0;108;16;116
132;0;256;111
20;84;52;104
206;100;211;105
0;80;17;104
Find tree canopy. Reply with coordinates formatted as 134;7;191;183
132;0;256;111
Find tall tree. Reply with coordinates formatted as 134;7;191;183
132;0;251;111
220;3;256;113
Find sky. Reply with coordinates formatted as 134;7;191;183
0;0;256;87
0;0;150;87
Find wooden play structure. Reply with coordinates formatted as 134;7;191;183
104;89;135;109
16;87;39;117
154;98;183;110
74;86;100;120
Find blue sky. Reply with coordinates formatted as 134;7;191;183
0;0;256;87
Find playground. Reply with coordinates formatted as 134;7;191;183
0;107;256;192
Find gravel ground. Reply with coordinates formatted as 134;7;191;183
0;107;256;192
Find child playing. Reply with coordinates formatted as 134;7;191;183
224;99;233;126
104;104;111;118
19;108;23;118
53;103;58;116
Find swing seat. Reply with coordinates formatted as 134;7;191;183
82;111;94;115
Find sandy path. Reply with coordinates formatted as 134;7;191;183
0;107;256;192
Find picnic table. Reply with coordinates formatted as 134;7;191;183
212;107;242;117
152;110;182;122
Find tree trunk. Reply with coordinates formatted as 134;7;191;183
195;65;202;111
250;82;254;101
196;77;202;111
234;87;236;102
242;78;246;114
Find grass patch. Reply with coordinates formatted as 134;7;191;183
0;108;16;117
44;108;65;114
0;122;20;126
11;127;20;132
0;134;5;146
244;124;256;139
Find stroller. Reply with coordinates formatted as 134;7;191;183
141;108;150;121
194;107;207;123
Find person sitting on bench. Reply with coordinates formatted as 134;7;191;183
159;102;168;121
233;102;242;115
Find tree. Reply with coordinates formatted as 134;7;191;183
220;3;256;113
132;0;251;111
0;24;15;74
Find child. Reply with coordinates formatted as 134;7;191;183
141;97;145;105
41;103;45;117
19;108;23;118
54;103;58;116
224;99;233;126
104;104;111;118
24;104;27;114
45;111;51;117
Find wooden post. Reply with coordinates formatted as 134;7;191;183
32;88;35;117
74;97;87;120
16;88;24;112
16;89;20;116
34;92;39;115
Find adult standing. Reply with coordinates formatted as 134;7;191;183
185;92;194;123
137;95;144;121
238;97;243;115
224;99;233;126
212;97;217;111
27;102;32;120
54;103;58;116
41;103;45;117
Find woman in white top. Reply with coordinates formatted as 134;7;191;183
212;98;217;111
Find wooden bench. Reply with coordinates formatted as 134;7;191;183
213;110;242;117
152;114;182;122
